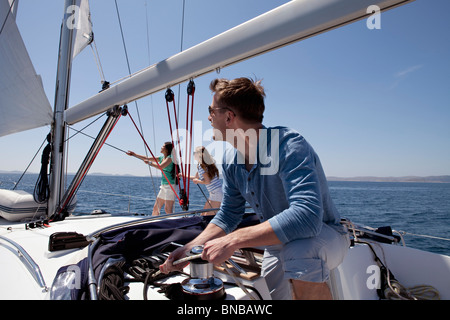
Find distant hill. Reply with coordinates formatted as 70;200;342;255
327;175;450;183
2;170;449;183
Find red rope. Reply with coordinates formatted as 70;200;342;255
171;97;186;188
165;91;184;189
185;80;195;200
158;80;195;209
127;111;181;203
163;81;196;207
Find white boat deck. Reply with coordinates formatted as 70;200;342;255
1;214;449;300
0;214;143;299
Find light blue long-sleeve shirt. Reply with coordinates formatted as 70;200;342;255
210;126;345;244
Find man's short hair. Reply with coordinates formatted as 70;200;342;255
209;77;265;123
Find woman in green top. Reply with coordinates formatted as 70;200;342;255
127;142;178;216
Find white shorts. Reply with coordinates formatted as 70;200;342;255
208;189;223;202
157;184;177;201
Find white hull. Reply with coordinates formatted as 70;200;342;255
0;214;143;299
331;242;450;300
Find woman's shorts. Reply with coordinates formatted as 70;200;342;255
261;222;350;299
208;189;223;202
157;184;177;201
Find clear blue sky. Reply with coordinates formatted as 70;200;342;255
1;0;449;178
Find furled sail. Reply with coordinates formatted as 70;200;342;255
72;0;93;59
0;0;53;137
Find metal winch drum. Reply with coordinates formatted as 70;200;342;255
181;246;225;300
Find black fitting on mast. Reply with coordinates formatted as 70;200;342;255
187;79;195;95
99;81;110;92
165;88;175;102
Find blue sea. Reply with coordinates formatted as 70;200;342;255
1;173;449;256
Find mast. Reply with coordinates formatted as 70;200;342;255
48;0;76;217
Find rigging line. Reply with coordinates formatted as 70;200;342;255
0;0;15;36
143;0;158;199
106;66;153;87
180;0;186;53
65;115;131;176
185;81;195;199
177;1;195;200
165;89;185;188
78;189;156;201
144;0;157;152
127;111;181;203
176;0;186;117
63;108;124;158
64;125;70;190
13;135;48;190
65;113;106;142
399;231;450;242
56;113;123;216
89;40;106;83
144;0;152;65
114;0;156;194
196;184;213;208
67;126;127;155
114;0;132;78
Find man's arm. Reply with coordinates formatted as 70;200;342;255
159;220;282;273
159;223;226;274
202;220;281;265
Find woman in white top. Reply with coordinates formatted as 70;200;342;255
186;146;223;214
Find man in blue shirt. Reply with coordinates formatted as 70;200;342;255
160;77;349;300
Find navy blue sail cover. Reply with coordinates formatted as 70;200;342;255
51;214;259;299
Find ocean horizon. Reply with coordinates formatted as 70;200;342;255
1;172;449;257
2;170;449;183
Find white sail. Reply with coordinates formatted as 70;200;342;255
8;0;18;18
65;0;414;125
0;0;53;137
71;0;93;59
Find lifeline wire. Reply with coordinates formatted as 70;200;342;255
13;136;48;190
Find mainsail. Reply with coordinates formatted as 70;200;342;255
0;0;53;137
